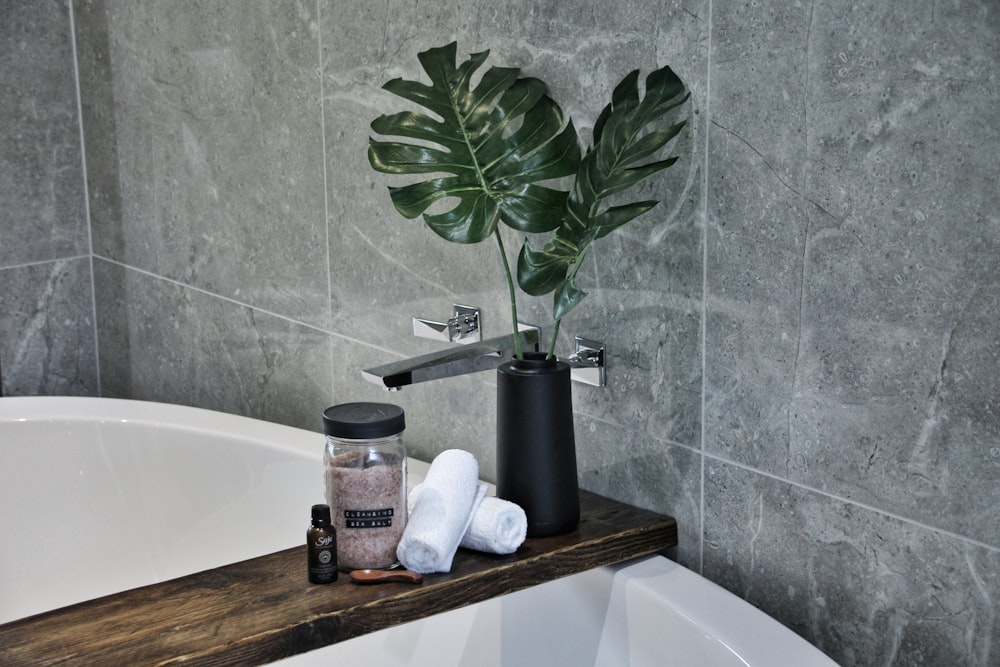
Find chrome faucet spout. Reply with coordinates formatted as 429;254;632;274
361;329;540;390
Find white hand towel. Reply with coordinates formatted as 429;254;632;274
396;449;485;573
409;485;527;555
459;495;527;554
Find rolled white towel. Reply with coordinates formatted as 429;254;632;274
409;485;527;555
396;449;485;573
460;495;527;554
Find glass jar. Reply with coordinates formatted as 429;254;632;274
323;402;407;570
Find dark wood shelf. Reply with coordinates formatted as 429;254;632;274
0;490;677;666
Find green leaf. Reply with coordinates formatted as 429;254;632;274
499;184;569;233
553;278;587;321
516;63;689;323
475;78;547;164
368;140;470;175
425;192;499;243
598;156;679;199
464;66;521;128
517;242;573;295
618;121;687;166
592;201;659;238
387;177;468;219
368;42;581;245
370;112;463;152
369;43;689;357
496;119;581;184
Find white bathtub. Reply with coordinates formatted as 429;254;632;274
276;554;840;667
0;397;837;666
0;396;353;624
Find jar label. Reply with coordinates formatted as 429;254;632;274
344;508;394;528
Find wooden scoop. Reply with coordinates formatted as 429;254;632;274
349;569;424;584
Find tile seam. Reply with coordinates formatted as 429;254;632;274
67;0;102;395
702;451;1000;556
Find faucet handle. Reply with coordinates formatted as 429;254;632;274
564;336;607;387
412;305;482;345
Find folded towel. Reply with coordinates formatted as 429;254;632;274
396;449;485;573
410;485;527;555
459;495;527;554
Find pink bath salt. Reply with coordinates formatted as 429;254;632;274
325;451;406;570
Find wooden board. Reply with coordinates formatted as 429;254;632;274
0;491;677;666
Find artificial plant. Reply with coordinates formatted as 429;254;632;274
368;42;689;359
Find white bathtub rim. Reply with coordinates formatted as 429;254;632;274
0;395;430;483
276;554;839;667
0;396;429;624
0;396;321;457
597;555;841;666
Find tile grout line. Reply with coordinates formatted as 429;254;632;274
579;376;1000;558
699;0;713;576
67;0;102;396
0;254;92;272
578;396;1000;558
702;449;1000;556
315;0;337;402
91;254;402;359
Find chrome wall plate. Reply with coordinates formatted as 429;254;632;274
566;336;606;387
412;304;482;344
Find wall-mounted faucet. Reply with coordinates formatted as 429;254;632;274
361;305;608;391
362;328;540;391
411;304;482;344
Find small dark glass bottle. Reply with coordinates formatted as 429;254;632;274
307;504;338;584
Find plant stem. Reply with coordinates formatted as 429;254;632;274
547;319;561;359
494;229;523;359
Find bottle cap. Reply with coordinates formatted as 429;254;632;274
311;504;332;525
322;402;405;440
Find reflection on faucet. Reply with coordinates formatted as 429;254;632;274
362;329;540;391
564;337;606;387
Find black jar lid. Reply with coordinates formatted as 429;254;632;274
322;402;405;439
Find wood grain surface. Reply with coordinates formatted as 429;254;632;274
0;490;677;665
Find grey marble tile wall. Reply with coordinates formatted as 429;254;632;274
0;258;98;396
28;0;996;663
93;260;332;429
0;0;97;396
82;1;331;329
705;0;1000;664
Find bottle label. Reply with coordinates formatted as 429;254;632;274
344;508;394;528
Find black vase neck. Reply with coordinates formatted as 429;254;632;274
508;352;569;375
508;352;559;372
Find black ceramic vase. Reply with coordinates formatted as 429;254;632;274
496;352;580;537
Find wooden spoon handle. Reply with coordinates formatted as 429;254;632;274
349;569;424;584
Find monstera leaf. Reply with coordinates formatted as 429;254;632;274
518;65;689;322
368;43;582;244
368;43;689;358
